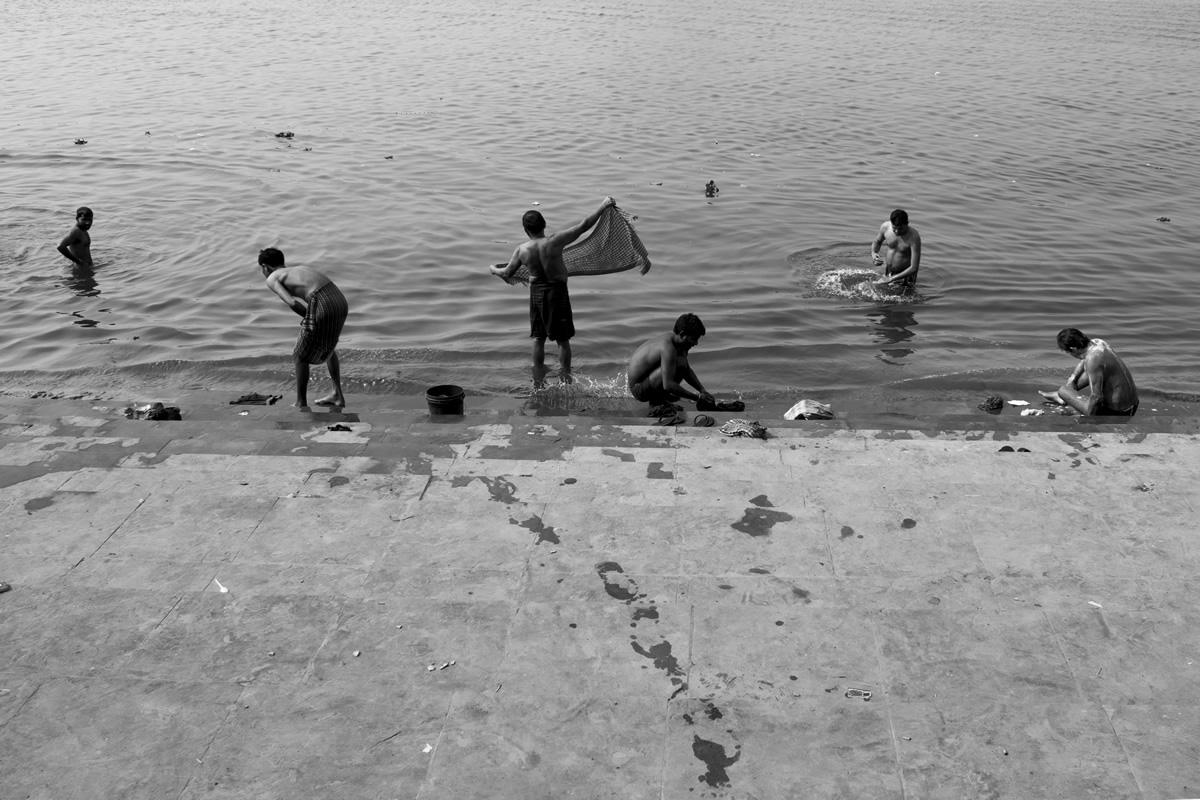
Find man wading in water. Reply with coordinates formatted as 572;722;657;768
871;208;921;292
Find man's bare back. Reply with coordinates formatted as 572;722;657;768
627;315;713;406
265;265;333;306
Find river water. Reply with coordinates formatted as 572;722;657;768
2;0;1198;411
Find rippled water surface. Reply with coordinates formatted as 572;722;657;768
2;0;1198;408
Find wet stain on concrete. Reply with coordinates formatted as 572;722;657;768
512;515;560;545
451;475;519;504
901;518;917;529
682;713;695;725
595;561;645;603
718;584;733;590
840;525;855;539
24;496;55;512
792;587;811;604
692;735;741;788
602;448;635;462
630;636;685;681
1047;472;1056;480
704;701;723;720
748;567;770;575
731;507;793;537
749;494;773;507
328;476;350;488
647;462;674;480
307;467;337;477
562;477;577;485
632;605;659;622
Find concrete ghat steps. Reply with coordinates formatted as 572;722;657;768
2;394;1200;798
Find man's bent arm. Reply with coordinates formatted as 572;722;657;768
553;197;615;248
870;224;887;261
266;275;307;316
490;249;522;282
57;234;83;265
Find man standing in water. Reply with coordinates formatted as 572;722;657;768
1040;328;1139;416
259;248;348;412
491;196;616;376
627;313;715;408
57;206;94;267
871;208;921;290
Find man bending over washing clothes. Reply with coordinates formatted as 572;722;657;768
259;247;348;412
1040;327;1139;416
627;313;716;409
491;196;616;377
871;208;921;291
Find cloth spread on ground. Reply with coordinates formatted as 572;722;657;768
720;418;768;439
696;397;745;413
783;400;833;420
496;206;651;286
230;393;282;406
294;283;348;365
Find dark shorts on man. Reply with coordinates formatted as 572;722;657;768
630;379;670;404
1094;401;1138;417
529;280;574;342
294;282;348;365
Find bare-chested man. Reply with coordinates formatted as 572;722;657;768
259;247;348;412
627;313;715;407
57;206;94;267
1040;328;1139;416
490;196;616;375
871;208;921;290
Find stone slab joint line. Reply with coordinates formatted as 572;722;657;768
85;494;149;560
1103;704;1147;798
176;691;240;800
1;683;41;734
299;610;344;686
229;494;283;562
1041;610;1087;703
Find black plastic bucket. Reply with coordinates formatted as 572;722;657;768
425;384;465;415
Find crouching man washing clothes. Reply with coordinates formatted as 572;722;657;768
627;313;716;408
1040;328;1139;417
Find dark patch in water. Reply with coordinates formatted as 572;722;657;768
647;462;674;480
602;448;635;462
632;605;659;622
24;496;55;512
901;518;916;529
596;561;643;603
840;525;854;539
512;515;560;545
792;587;811;603
692;735;741;788
732;507;793;537
328;476;350;488
749;494;773;507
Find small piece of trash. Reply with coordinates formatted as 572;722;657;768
423;743;433;753
395;625;404;629
268;651;275;657
1020;408;1045;416
353;650;361;657
439;662;450;670
531;201;540;205
844;688;872;701
212;578;229;593
1088;601;1103;608
427;664;435;671
449;660;456;665
902;736;912;740
1007;400;1030;406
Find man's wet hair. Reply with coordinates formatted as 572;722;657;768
522;210;546;235
890;209;908;227
258;247;285;269
674;313;706;339
76;206;93;218
1057;328;1090;352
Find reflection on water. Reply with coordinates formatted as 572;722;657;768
59;262;100;298
869;304;919;364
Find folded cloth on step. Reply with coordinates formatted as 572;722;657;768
719;418;768;439
230;392;282;406
696;397;745;412
783;399;832;420
495;206;651;285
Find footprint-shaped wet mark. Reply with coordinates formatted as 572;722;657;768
647;462;674;480
511;514;559;545
595;561;645;603
24;496;55;512
901;518;917;529
451;475;518;503
840;525;855;539
693;735;741;788
328;476;350;488
561;477;577;485
602;448;635;462
792;587;812;604
732;507;793;537
749;494;773;508
631;635;687;696
632;606;659;623
748;567;770;575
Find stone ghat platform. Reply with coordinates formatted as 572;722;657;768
1;393;1199;799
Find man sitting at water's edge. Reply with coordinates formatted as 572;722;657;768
259;247;348;412
1040;328;1138;416
628;313;715;408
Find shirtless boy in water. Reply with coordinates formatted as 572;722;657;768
1040;328;1139;416
57;207;94;267
491;196;616;375
259;248;348;412
871;208;920;290
627;313;715;408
